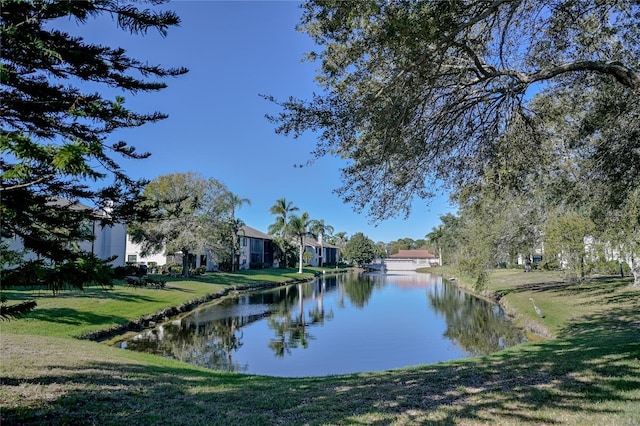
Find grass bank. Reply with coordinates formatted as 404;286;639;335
2;268;639;425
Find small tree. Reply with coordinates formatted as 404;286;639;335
343;232;376;267
272;236;297;269
287;212;315;274
544;212;595;280
303;250;313;265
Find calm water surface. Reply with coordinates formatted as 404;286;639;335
121;272;524;377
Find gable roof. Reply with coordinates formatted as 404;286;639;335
240;225;272;240
302;237;340;249
388;249;437;259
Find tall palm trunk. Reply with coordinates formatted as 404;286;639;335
298;237;304;274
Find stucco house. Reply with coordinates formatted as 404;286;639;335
125;224;341;271
4;198;127;267
301;235;340;267
236;228;340;270
125;225;275;271
384;249;440;271
237;225;275;270
125;235;220;272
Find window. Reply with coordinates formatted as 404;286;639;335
127;255;137;263
250;239;262;253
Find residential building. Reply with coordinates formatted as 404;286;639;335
4;198;127;267
237;225;275;270
302;235;340;267
384;249;440;271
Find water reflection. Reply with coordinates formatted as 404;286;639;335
428;282;524;355
121;272;525;377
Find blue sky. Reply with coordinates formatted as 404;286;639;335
64;0;456;243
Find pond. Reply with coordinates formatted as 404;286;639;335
119;271;525;377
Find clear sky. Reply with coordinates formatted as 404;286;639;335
62;0;456;243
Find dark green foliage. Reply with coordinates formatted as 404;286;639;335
1;1;186;310
343;232;376;266
0;300;37;320
2;254;114;295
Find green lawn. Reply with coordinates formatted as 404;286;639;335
1;268;320;339
2;267;639;425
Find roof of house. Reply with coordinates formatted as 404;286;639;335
302;237;340;249
46;197;112;218
240;225;272;240
237;225;339;249
388;249;437;259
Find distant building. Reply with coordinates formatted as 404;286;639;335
301;235;340;268
125;225;341;271
384;249;440;271
4;198;127;267
237;225;274;270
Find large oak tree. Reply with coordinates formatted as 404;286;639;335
266;0;640;221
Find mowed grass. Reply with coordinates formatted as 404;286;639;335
0;268;320;339
2;268;640;425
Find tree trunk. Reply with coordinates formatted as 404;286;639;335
631;260;640;287
182;249;190;278
298;242;304;274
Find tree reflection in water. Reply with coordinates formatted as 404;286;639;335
267;278;336;357
343;273;382;307
428;281;525;355
125;314;256;373
122;273;525;376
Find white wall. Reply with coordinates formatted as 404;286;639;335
125;235;168;266
85;221;127;267
5;220;127;267
384;258;438;271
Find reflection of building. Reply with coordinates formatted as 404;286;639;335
384;250;440;271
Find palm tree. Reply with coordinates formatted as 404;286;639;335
268;198;299;238
287;212;316;274
310;219;334;267
426;225;444;265
328;231;348;265
223;192;250;271
225;191;251;221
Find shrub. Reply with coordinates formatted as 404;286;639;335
586;260;631;276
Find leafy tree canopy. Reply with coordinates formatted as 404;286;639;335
265;0;640;221
343;232;376;266
129;172;230;277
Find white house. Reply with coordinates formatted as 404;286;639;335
301;235;340;268
384;249;440;271
125;235;219;272
125;234;170;267
125;225;274;272
4;198;127;267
